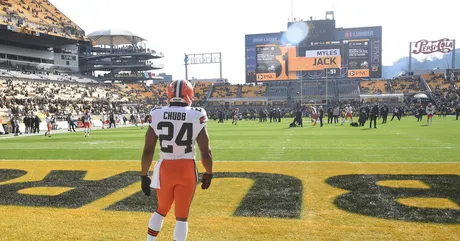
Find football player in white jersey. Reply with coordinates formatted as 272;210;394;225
140;80;213;241
140;112;146;129
232;108;239;125
44;113;52;137
101;111;106;129
310;105;318;126
341;104;354;125
82;110;92;137
426;103;435;126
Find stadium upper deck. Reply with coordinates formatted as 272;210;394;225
0;0;86;41
79;29;164;82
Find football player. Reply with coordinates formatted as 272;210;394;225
310;105;318;126
341;104;354;125
44;113;52;137
101;111;106;129
232;108;239;125
140;112;146;129
140;80;213;241
82;109;92;137
426;103;435;126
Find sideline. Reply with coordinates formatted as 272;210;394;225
0;124;140;140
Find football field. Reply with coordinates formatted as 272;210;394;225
0;117;459;240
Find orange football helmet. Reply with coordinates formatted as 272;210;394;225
168;80;194;106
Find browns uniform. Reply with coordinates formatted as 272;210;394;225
426;103;435;126
45;113;52;137
82;110;92;137
140;80;213;241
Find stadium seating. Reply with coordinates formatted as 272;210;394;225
423;73;450;91
360;80;387;94
452;73;460;88
194;82;212;101
0;0;86;40
150;82;169;105
266;82;289;97
338;83;360;96
0;78;142;119
388;76;425;93
211;84;239;98
240;84;267;98
291;81;335;97
0;67;97;83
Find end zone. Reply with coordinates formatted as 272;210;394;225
0;161;458;240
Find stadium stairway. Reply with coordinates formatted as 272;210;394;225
420;75;432;92
237;85;243;98
206;84;214;100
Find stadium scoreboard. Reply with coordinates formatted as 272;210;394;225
245;22;382;82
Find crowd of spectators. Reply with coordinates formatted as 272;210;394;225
211;83;239;98
360;77;425;94
0;64;95;83
1;0;86;40
0;79;159;122
240;84;267;97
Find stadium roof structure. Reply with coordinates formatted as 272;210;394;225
87;29;146;45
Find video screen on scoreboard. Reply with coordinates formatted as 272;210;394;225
292;39;372;79
254;45;296;81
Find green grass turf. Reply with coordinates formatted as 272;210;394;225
1;116;459;162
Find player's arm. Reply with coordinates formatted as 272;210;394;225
197;125;212;174
139;126;157;196
140;126;158;176
196;125;213;189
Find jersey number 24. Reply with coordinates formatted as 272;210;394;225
157;122;193;154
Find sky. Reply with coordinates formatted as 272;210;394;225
52;0;460;84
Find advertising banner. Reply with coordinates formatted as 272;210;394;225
254;45;296;81
347;69;370;78
289;47;341;71
412;39;454;54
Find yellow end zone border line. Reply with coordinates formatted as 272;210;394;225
0;159;459;164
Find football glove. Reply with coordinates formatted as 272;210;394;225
201;173;213;190
141;175;151;196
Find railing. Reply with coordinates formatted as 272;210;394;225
87;47;163;57
148;63;164;69
419;75;432;92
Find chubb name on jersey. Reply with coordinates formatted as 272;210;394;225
163;112;187;121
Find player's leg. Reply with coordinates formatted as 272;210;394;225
147;171;175;241
173;184;195;241
173;161;197;241
173;180;196;241
47;124;51;137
